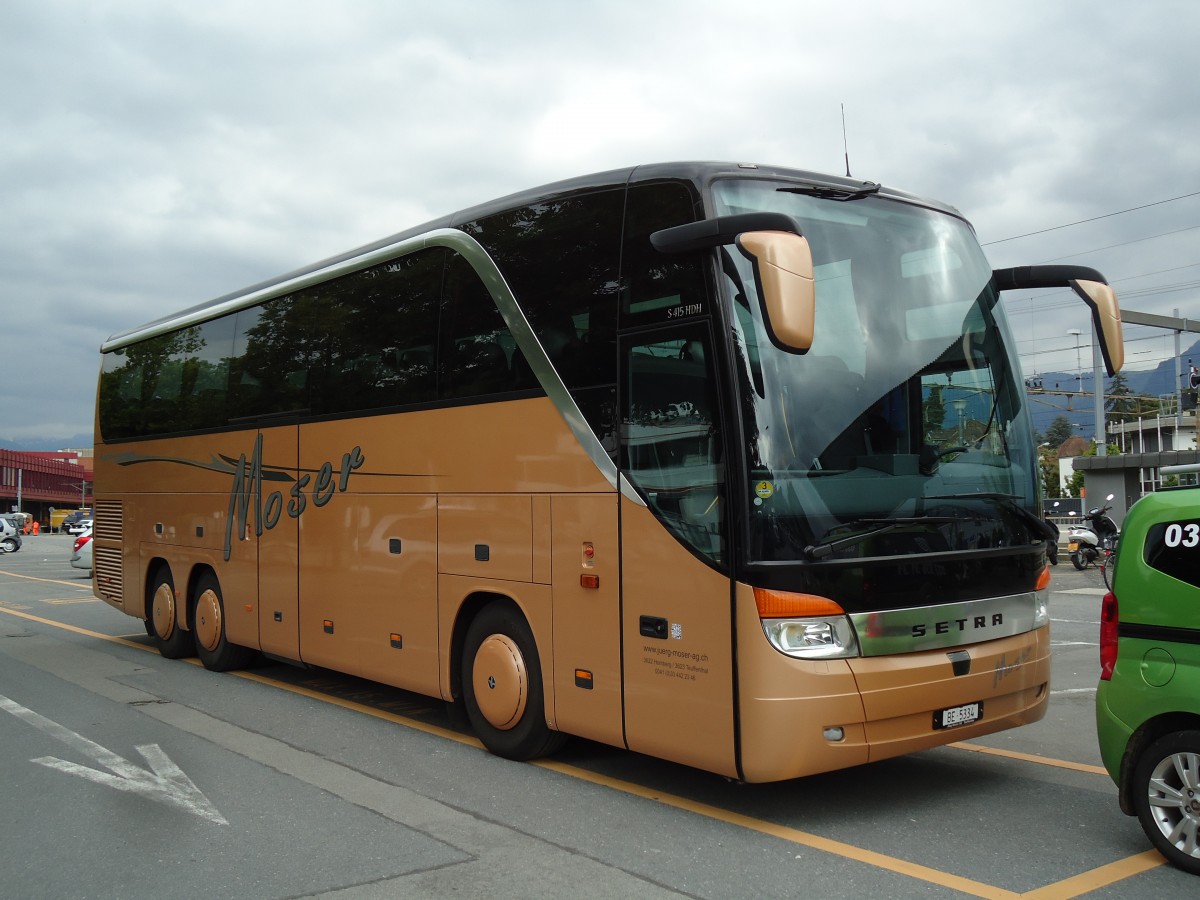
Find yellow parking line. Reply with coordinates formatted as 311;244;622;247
0;604;1162;897
1021;850;1163;899
0;571;93;590
533;758;1021;899
949;740;1109;776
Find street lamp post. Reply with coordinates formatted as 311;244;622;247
1067;328;1083;391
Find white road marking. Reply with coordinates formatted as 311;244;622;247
0;692;227;825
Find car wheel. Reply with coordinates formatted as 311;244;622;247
147;567;194;659
462;603;565;761
192;572;255;672
0;537;16;553
1132;730;1200;875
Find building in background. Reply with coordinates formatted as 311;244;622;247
0;448;94;531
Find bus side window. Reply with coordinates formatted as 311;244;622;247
621;326;725;565
308;248;442;414
230;296;313;419
439;251;528;400
462;189;621;393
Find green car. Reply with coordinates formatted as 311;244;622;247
1096;483;1200;875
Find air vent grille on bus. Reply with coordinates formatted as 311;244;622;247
93;500;123;542
94;547;124;606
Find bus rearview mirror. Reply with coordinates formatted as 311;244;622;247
1068;279;1124;376
992;264;1124;376
736;231;816;353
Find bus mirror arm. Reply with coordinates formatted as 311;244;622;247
992;265;1124;376
650;212;799;254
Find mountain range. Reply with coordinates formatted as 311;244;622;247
1026;337;1200;441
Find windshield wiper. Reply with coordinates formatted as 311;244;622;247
778;181;881;202
803;515;959;561
925;492;1057;541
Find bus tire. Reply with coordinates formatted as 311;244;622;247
1132;729;1200;875
462;603;565;761
147;566;194;659
192;572;255;672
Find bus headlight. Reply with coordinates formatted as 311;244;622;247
761;616;859;659
753;587;859;659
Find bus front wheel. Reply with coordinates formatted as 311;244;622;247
148;567;194;659
192;572;255;672
462;604;565;761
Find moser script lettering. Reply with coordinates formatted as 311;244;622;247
224;433;364;560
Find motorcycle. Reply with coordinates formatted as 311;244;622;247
1067;494;1119;570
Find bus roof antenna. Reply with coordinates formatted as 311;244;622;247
841;103;852;178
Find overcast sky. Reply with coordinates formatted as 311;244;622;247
3;0;1198;447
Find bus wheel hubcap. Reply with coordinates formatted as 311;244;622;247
151;584;176;640
194;589;222;652
473;634;527;731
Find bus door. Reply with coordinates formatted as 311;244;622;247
618;325;738;778
256;423;300;659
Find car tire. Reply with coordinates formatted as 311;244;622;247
1;537;17;553
1132;729;1200;875
461;603;565;761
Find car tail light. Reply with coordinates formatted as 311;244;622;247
73;535;91;552
1099;590;1118;681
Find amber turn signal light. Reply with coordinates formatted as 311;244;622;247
753;587;844;618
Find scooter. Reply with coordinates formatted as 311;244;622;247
1067;494;1119;570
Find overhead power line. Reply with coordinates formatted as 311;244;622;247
981;190;1200;246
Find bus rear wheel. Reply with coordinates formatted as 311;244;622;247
192;572;255;672
462;603;565;761
148;567;194;659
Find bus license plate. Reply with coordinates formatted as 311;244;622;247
934;701;982;730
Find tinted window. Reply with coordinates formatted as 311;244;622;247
98;317;236;439
309;249;444;414
620;181;708;329
463;189;623;451
229;294;314;420
463;190;622;391
440;251;527;400
1144;517;1200;588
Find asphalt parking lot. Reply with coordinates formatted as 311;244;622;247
1;535;1193;898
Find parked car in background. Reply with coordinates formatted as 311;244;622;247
70;529;93;572
67;518;93;536
0;516;23;553
1096;482;1200;876
60;509;91;534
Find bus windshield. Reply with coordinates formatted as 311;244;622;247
714;180;1039;564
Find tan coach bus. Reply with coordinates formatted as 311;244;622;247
92;162;1123;781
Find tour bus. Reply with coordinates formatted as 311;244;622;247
91;162;1124;782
